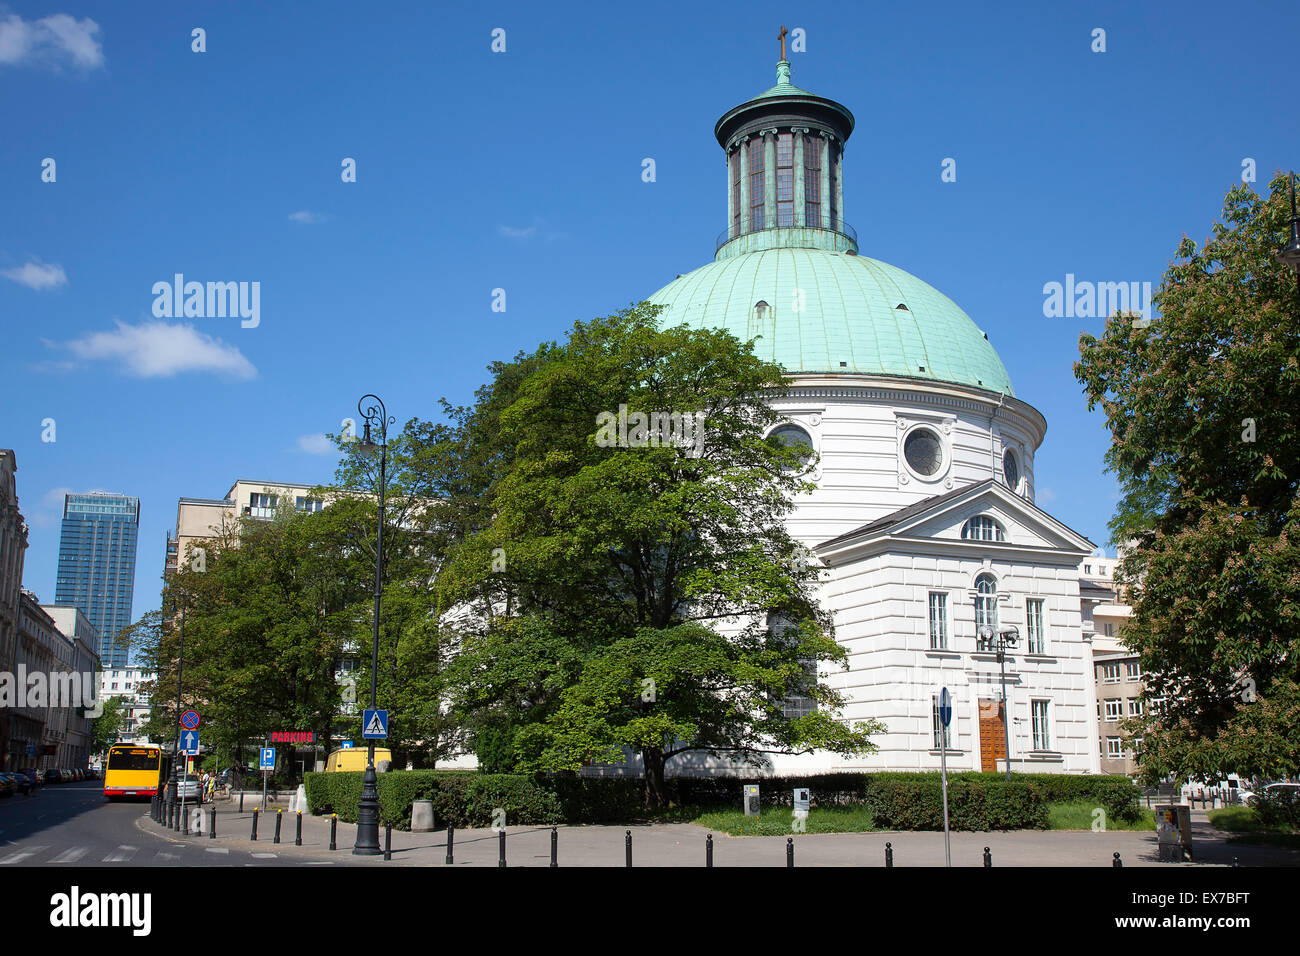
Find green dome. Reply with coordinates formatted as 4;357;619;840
647;248;1014;395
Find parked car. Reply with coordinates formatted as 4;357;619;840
174;774;203;803
0;774;15;797
42;769;59;784
3;771;33;795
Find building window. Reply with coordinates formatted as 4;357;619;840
974;573;998;634
932;695;953;749
1128;698;1143;717
1003;448;1020;491
928;592;948;649
829;144;839;224
767;613;816;719
1125;660;1140;679
296;497;324;513
748;138;765;230
903;427;944;477
961;516;1005;541
803;134;821;227
1104;699;1122;721
775;132;794;226
248;493;278;518
1103;622;1117;637
768;424;814;472
1025;598;1045;653
1031;700;1051;751
731;151;741;235
1105;737;1123;758
1100;662;1121;683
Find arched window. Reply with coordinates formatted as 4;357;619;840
962;516;1005;541
766;612;817;719
974;573;998;634
769;424;814;472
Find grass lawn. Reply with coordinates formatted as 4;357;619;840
695;806;877;836
1046;800;1155;831
1207;806;1300;849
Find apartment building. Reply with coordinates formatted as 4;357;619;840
1080;554;1144;775
173;478;329;570
99;665;155;745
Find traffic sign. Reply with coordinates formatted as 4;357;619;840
181;730;200;754
25;743;35;756
340;740;354;749
181;711;200;730
362;709;388;739
260;747;276;770
939;687;952;727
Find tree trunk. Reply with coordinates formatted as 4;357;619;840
643;748;668;810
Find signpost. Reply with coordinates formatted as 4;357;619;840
260;747;275;810
939;687;953;868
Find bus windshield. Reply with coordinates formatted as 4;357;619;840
107;748;159;771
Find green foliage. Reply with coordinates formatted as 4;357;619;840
1249;787;1300;830
474;725;518;774
304;770;559;828
1046;800;1155;831
864;777;1047;830
1074;173;1300;785
424;305;882;805
695;806;877;836
90;696;126;754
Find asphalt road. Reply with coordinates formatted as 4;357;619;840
0;780;336;867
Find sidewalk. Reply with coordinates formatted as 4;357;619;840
141;801;1300;866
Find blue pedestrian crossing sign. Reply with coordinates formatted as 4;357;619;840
362;709;388;739
181;730;201;754
260;747;275;770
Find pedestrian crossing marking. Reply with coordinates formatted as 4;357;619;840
205;847;230;854
0;845;48;864
103;845;138;862
49;847;88;863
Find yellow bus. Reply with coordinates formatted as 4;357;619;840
103;745;161;799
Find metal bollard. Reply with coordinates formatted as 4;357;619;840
384;824;391;861
273;809;282;844
983;846;992;867
295;811;302;846
787;837;794;867
498;828;506;868
626;829;632;868
706;833;713;868
182;805;189;835
1233;856;1239;868
550;827;557;868
209;805;216;839
1113;852;1122;868
885;841;893;867
251;808;259;841
445;824;454;865
330;814;337;851
239;791;244;813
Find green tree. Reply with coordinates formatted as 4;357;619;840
90;695;126;755
430;305;880;805
1074;173;1300;784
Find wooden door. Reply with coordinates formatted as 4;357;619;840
979;698;1006;773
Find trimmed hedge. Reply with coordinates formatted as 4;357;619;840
304;769;1139;831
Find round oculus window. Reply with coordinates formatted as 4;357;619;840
903;428;943;477
1003;448;1020;489
769;424;814;470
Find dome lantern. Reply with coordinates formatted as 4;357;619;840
714;31;857;261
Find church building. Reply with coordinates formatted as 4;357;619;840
641;49;1101;775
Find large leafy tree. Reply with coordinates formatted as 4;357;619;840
431;304;880;805
1075;173;1300;783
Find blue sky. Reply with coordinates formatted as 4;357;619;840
3;1;1298;635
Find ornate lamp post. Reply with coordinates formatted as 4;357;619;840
353;394;393;855
978;624;1019;781
1277;172;1300;309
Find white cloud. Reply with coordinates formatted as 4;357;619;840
499;218;541;239
0;13;104;70
28;486;110;527
295;433;334;455
3;259;67;290
288;210;327;224
1037;487;1057;504
48;320;257;380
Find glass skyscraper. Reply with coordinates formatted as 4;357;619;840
55;493;140;669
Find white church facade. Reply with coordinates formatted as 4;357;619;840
622;52;1103;776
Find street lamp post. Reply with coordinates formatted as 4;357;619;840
1276;172;1300;310
167;589;186;825
978;624;1019;781
353;394;393;856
